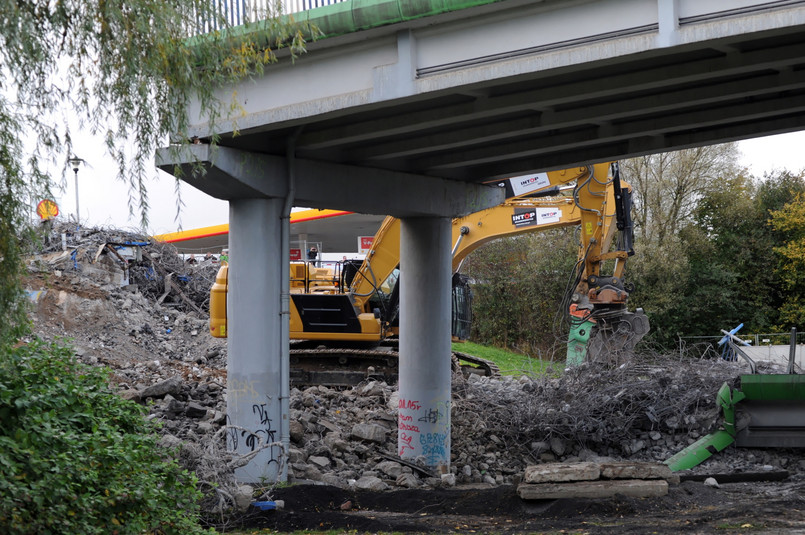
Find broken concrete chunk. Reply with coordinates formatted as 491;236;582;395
397;473;421;488
704;477;720;488
439;473;456;487
523;462;601;484
350;423;387;443
518;479;669;500
360;381;386;397
308;455;331;468
599;461;673;481
118;389;141;402
140;376;182;399
185;401;207;418
289;420;305;443
234;485;254;512
375;460;403;478
318;419;340;433
550;437;566;456
353;475;389;491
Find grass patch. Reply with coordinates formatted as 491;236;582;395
452;341;554;376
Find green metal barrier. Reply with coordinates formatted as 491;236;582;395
666;329;805;471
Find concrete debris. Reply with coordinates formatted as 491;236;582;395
350;422;388;443
518;479;669;500
519;461;675;500
22;222;805;518
353;475;389;491
141;376;184;399
600;461;676;481
524;462;600;484
234;485;255;512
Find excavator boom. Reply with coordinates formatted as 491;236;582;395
209;162;649;384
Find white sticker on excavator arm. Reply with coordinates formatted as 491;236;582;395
512;207;562;227
509;172;550;196
536;207;561;224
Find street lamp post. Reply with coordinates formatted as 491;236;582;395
68;156;84;229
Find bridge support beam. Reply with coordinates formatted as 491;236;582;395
227;197;287;482
398;216;452;468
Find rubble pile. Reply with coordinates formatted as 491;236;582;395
20;223;805;519
28;221;219;313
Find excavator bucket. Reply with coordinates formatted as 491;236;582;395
585;308;650;366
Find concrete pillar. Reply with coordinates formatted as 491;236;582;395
397;217;452;468
227;197;287;482
657;0;679;47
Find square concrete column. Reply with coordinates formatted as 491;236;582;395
226;197;287;482
398;216;452;468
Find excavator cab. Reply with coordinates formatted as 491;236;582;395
364;269;473;342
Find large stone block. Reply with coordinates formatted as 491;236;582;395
518;479;669;500
350;423;387;443
599;461;674;481
523;462;600;484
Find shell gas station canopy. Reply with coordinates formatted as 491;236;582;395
153;209;385;256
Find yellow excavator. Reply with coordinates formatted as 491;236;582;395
210;162;648;384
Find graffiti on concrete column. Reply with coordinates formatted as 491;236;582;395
419;431;448;464
225;402;280;470
418;407;443;424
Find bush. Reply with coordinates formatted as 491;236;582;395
462;230;578;356
0;338;211;534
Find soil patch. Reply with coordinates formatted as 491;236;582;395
229;480;805;534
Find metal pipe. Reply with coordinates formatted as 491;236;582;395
788;327;797;375
279;126;303;481
450;226;469;257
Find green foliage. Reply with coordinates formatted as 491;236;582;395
0;0;314;343
770;189;805;326
626;235;692;346
0;338;211;534
461;229;578;356
622;144;741;247
629;168;805;346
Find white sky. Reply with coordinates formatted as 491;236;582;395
44;130;805;236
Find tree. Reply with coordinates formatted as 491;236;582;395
621;144;741;247
629;166;805;347
0;3;312;530
0;0;313;341
769;183;805;326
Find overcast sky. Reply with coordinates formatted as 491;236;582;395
44;130;805;236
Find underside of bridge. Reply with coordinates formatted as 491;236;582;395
188;1;805;186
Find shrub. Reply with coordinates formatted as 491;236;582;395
0;338;211;534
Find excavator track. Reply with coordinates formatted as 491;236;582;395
452;351;501;378
288;346;500;388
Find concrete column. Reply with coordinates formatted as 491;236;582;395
397;217;452;468
657;0;679;47
227;197;287;483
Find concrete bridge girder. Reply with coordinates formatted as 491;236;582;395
182;0;805;180
155;144;504;217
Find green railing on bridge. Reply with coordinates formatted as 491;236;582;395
202;0;506;39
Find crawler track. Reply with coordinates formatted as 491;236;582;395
288;345;499;387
